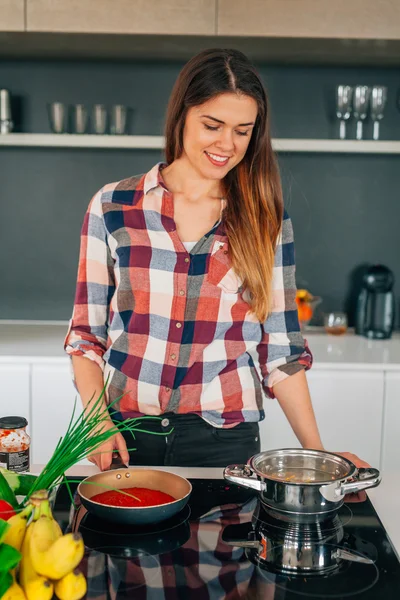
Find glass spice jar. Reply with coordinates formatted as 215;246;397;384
0;416;31;473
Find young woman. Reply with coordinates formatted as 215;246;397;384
65;49;366;472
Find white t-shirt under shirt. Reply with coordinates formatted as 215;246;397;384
182;241;198;253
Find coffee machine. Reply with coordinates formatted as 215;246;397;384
355;265;395;339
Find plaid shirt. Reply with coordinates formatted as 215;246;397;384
64;162;312;427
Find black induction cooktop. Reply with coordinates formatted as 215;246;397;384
54;477;400;599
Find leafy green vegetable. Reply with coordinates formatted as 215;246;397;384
0;472;18;509
0;519;10;544
0;544;21;572
0;571;12;598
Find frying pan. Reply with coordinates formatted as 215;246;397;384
77;468;192;525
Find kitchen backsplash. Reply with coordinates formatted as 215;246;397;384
0;59;399;326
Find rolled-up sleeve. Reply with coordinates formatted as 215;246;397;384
64;189;115;370
257;210;313;399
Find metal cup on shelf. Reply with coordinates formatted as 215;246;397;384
48;102;68;134
110;104;128;135
353;86;371;140
0;89;13;134
92;104;107;134
370;86;387;141
335;85;353;140
70;104;88;134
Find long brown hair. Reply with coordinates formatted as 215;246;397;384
164;48;284;322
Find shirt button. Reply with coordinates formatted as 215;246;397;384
165;387;171;392
176;322;182;328
161;418;170;427
179;290;185;296
184;257;190;263
171;353;176;360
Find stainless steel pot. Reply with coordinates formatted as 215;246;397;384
222;507;376;573
224;449;381;516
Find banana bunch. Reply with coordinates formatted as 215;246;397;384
1;490;86;600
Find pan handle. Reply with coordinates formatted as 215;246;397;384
224;464;266;492
339;468;381;496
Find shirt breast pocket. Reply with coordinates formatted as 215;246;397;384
207;242;243;295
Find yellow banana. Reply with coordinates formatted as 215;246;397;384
29;498;83;580
29;513;60;555
51;518;63;540
27;497;62;574
19;522;53;600
4;505;33;551
30;532;84;581
54;569;87;600
1;575;27;600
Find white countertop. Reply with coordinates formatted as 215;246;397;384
31;463;400;558
1;320;400;370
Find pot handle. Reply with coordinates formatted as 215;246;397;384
224;464;266;492
334;548;374;565
339;468;381;496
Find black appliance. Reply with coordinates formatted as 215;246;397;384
53;476;400;599
355;264;395;339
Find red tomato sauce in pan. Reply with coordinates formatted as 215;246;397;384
91;487;176;507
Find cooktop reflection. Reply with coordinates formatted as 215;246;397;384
54;477;400;599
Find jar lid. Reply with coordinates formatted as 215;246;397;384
0;416;28;429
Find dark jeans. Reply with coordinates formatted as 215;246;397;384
118;413;260;468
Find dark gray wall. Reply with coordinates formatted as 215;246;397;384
1;60;399;325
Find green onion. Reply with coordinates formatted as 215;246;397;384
22;380;167;505
62;478;141;502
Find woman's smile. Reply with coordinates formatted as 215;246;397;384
204;150;231;167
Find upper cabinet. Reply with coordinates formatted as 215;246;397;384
26;0;216;35
217;0;400;39
0;0;24;31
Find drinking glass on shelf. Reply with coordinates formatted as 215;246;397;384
370;86;387;141
324;312;348;336
336;85;353;140
353;86;371;140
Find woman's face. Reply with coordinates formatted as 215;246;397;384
182;92;258;182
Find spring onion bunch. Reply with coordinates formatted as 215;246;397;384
24;384;169;503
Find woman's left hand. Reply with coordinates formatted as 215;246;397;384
333;451;371;502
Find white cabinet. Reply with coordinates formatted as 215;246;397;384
381;372;400;474
259;369;384;467
0;364;30;424
31;363;89;465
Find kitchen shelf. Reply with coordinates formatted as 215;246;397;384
0;134;164;150
1;134;400;154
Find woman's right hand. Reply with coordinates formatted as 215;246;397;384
87;420;130;471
